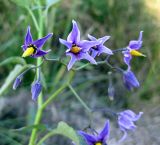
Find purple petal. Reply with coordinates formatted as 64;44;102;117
120;110;143;121
80;52;97;64
98;36;110;44
33;33;53;49
78;131;96;144
79;40;99;52
123;51;132;66
25;26;33;45
138;31;143;41
118;115;136;130
99;46;113;55
59;38;72;49
99;120;110;142
66;53;77;70
91;49;99;58
32;49;50;58
88;34;97;41
67;20;80;43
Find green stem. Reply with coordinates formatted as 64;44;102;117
68;84;91;113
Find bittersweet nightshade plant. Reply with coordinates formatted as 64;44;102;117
123;31;145;67
22;26;53;58
59;20;99;70
88;34;113;58
31;80;42;101
118;110;143;142
79;120;110;145
123;69;140;90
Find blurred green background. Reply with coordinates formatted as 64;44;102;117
0;0;160;145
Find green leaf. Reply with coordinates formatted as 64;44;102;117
38;121;80;145
0;57;26;67
0;64;26;96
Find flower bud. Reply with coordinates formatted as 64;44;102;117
13;76;22;90
31;80;42;101
123;69;139;90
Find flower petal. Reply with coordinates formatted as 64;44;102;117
25;26;33;45
99;46;113;55
66;53;77;70
91;49;99;58
88;34;97;41
59;38;72;49
67;20;80;43
33;49;51;58
118;127;128;143
99;120;110;142
123;51;132;67
80;52;97;64
33;33;53;49
79;40;100;52
98;36;110;44
78;131;96;144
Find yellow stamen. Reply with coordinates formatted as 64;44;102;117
130;50;146;57
22;47;35;57
95;142;102;145
70;46;81;54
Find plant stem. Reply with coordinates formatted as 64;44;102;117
68;84;92;113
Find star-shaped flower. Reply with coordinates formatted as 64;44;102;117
21;26;53;58
59;20;99;70
78;120;110;145
88;34;113;58
123;31;145;67
118;110;143;142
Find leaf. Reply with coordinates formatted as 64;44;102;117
0;57;26;67
0;65;26;96
11;124;47;132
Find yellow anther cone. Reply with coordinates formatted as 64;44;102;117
95;143;102;145
22;47;34;57
130;50;146;57
71;46;81;53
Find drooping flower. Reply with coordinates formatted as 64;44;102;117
123;31;145;67
13;75;23;90
118;110;143;142
59;20;99;70
78;120;110;145
123;68;140;90
31;80;42;101
88;34;113;58
21;26;53;58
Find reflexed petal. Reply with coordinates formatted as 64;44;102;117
66;53;77;70
88;34;97;41
78;131;96;144
79;40;100;52
118;115;136;130
80;52;97;64
118;127;128;143
33;33;53;49
67;20;80;43
123;51;132;66
138;31;143;41
100;46;113;55
31;81;42;101
129;40;142;50
99;120;110;142
25;26;33;45
121;110;143;121
98;36;110;44
59;38;72;49
33;49;50;58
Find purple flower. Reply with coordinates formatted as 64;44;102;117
123;69;140;90
21;26;53;58
123;31;145;67
31;80;42;101
118;110;143;142
13;76;22;90
88;34;113;58
78;120;110;145
59;20;99;70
